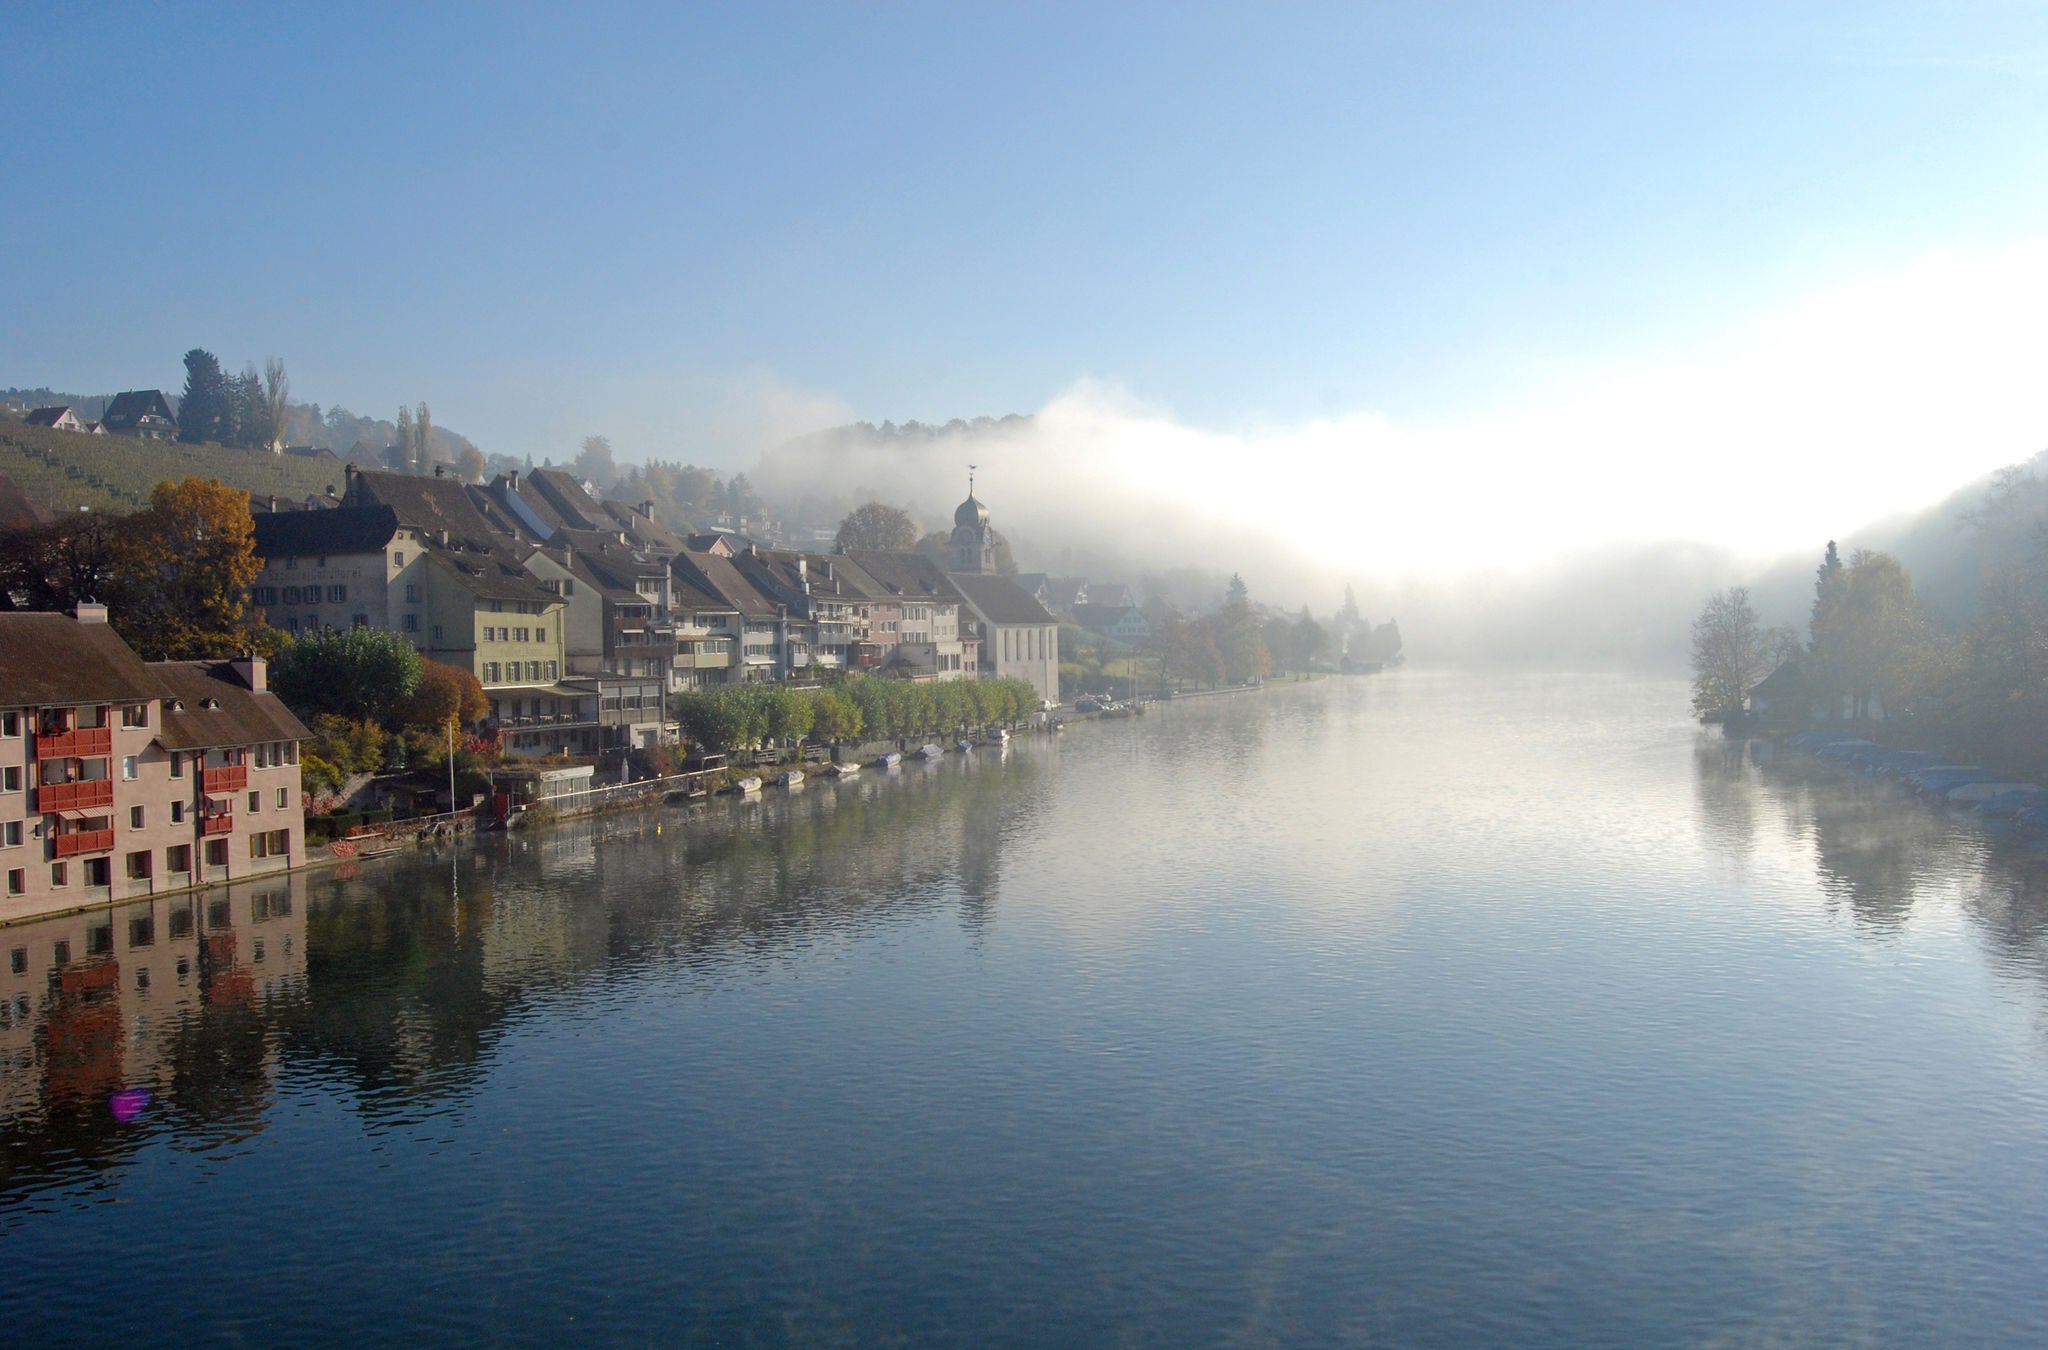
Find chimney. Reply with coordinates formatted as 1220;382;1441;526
267;494;277;512
438;529;450;547
508;470;520;491
231;653;267;693
638;500;654;518
434;463;446;478
73;601;108;625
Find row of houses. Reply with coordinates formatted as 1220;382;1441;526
248;467;1061;758
1015;573;1153;643
17;390;180;439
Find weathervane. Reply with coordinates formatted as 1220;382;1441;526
968;464;976;497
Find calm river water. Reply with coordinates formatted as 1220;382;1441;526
7;672;2048;1346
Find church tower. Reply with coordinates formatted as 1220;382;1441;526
950;467;996;574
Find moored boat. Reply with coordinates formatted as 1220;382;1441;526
828;761;861;777
913;743;945;759
874;750;903;768
731;775;762;794
776;769;805;788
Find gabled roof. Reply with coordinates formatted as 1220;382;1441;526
670;570;739;615
343;468;510;552
252;504;400;558
841;549;961;602
675;549;780;619
0;613;163;706
153;661;311;750
427;547;561;605
949;572;1058;626
526;469;608;531
24;406;74;427
101;390;176;430
686;532;738;556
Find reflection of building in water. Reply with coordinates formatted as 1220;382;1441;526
0;875;307;1130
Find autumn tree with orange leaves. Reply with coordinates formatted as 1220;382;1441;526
104;477;270;660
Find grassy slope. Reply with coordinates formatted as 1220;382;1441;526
0;423;344;515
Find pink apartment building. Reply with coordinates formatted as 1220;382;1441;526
0;607;309;925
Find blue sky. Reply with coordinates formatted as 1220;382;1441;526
8;3;2048;567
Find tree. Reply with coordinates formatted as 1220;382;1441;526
1218;573;1269;683
1690;587;1773;719
272;626;424;723
1289;607;1327;672
178;348;230;444
395;406;415;472
227;364;265;449
262;357;290;451
836;501;919;552
400;660;490;731
1811;550;1926;720
104;478;268;660
416;402;434;472
456;445;487;482
575;435;617;490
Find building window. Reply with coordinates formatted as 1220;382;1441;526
432;625;443;642
167;844;191;873
204;839;227;868
84;857;110;888
352;614;368;628
3;872;18;897
249;791;261;814
250;829;291;859
122;704;147;727
404;613;419;632
393;551;405;567
51;861;67;887
536;627;547;642
130;805;145;829
1;767;18;793
1;822;20;848
327;584;346;603
563;579;575;596
170;801;185;824
126;850;151;881
545;660;559;681
527;661;541;681
405;583;420;602
122;755;138;781
283;585;301;604
0;712;16;737
484;662;501;683
514;627;530;643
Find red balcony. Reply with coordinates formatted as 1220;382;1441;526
202;814;234;837
53;828;114;857
38;726;112;758
38;779;114;812
203;764;248;794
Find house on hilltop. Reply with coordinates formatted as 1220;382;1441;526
100;391;177;440
24;406;87;434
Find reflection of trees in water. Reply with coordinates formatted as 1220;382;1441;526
1692;735;1762;859
1953;845;2048;1005
1755;758;1984;930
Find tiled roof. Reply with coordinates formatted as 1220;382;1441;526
153;661;311;749
841;549;961;602
251;505;400;558
676;550;779;618
101;390;176;431
948;572;1058;626
345;469;508;552
428;548;560;605
0;614;164;706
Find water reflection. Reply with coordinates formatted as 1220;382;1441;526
0;874;306;1205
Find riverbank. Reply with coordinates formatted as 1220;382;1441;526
1763;728;2048;838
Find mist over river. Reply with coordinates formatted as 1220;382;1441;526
7;672;2048;1346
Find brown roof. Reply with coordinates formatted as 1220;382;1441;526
0;613;162;706
675;549;779;619
153;661;312;750
948;572;1058;625
0;473;52;529
842;549;961;602
345;468;510;552
427;547;561;606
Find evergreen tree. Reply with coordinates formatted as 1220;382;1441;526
177;348;229;444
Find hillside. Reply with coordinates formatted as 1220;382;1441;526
0;422;348;515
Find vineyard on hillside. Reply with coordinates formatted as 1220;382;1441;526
0;423;348;515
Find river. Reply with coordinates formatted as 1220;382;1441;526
6;672;2048;1346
